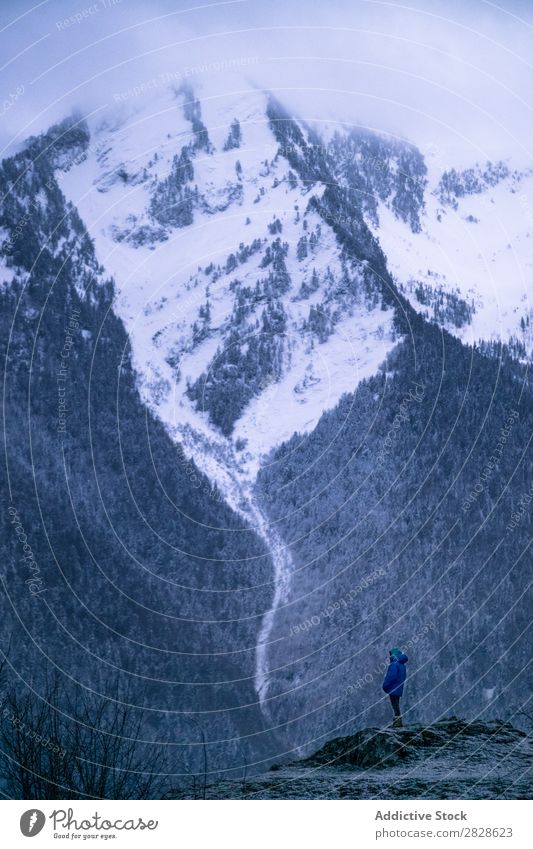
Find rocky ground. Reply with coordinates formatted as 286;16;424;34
200;718;533;799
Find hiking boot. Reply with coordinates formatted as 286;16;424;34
392;717;403;728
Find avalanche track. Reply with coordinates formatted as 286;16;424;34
174;420;293;714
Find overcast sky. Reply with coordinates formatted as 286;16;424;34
1;0;533;166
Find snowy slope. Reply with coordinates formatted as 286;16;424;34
60;83;396;477
371;162;533;355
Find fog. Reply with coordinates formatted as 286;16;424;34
1;0;533;166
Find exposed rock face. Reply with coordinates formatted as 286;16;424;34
203;719;533;799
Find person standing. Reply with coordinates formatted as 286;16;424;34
382;647;408;727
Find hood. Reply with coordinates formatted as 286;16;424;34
390;651;408;664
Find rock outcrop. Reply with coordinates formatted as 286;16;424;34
203;719;533;799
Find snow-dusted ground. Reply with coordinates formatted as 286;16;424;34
207;719;533;799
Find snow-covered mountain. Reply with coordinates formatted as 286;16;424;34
1;78;531;775
57;82;400;710
53;79;533;716
60;82;533;465
59;83;397;477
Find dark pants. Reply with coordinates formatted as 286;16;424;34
389;694;401;717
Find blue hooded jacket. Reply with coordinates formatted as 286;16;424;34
382;651;408;696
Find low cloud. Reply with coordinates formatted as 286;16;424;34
1;0;532;165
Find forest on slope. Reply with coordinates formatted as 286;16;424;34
0;119;275;789
257;320;532;751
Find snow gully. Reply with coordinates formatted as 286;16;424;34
174;425;293;719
